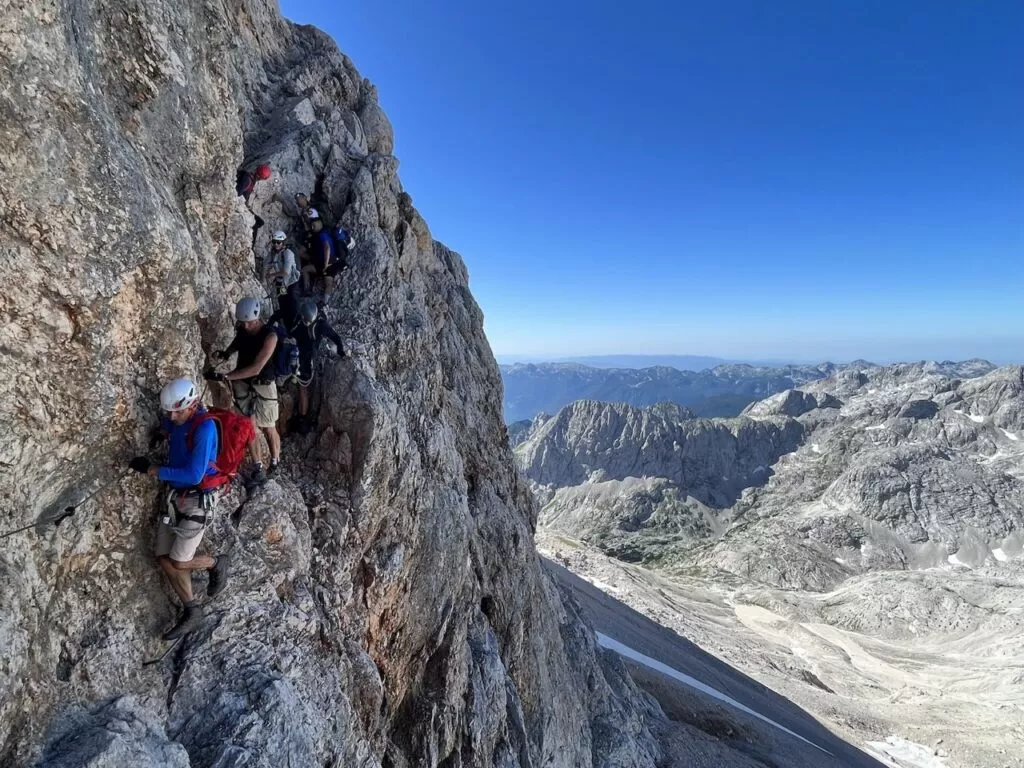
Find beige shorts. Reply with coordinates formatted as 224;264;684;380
232;380;279;428
155;492;217;563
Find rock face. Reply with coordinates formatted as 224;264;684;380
516;401;804;555
0;3;664;766
707;364;1024;590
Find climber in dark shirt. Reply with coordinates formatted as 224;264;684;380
208;297;281;477
270;298;343;432
301;210;336;293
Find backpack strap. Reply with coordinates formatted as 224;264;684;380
186;412;222;486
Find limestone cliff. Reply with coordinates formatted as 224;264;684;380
0;2;661;765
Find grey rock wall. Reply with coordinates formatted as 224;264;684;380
0;2;663;765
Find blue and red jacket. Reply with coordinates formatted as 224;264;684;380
159;409;219;490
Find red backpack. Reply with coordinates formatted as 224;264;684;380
187;408;257;490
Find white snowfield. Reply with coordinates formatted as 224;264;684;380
596;632;833;756
866;736;948;768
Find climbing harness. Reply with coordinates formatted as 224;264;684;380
162;488;217;534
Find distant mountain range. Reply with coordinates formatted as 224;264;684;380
501;359;995;423
497;354;758;369
514;359;1014;587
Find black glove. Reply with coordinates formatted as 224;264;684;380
212;350;228;361
129;456;151;474
204;370;226;382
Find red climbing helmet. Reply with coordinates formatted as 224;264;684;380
255;164;271;180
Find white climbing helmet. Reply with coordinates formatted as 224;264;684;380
307;208;320;220
160;378;199;413
235;297;261;322
272;230;287;242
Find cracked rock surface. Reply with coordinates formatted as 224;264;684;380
0;2;668;765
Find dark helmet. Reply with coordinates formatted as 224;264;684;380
299;299;318;326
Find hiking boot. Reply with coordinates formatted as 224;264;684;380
267;461;280;478
207;554;230;598
163;604;202;640
245;466;268;491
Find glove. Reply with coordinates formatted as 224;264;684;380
129;456;152;474
346;237;356;251
204;370;226;382
212;350;228;361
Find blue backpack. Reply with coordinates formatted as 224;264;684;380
330;226;352;268
272;325;300;379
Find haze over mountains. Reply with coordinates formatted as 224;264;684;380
498;354;761;369
516;361;1024;766
501;359;995;423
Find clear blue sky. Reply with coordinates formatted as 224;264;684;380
281;1;1023;363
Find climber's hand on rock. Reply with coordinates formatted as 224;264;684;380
212;350;228;361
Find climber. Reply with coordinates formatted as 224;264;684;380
270;298;344;433
294;192;314;234
263;231;301;327
208;298;281;478
129;377;231;640
236;163;271;250
301;210;340;293
236;163;271;203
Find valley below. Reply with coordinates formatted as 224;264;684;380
517;361;1024;768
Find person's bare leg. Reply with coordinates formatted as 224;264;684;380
249;416;268;465
264;426;281;462
159;554;214;604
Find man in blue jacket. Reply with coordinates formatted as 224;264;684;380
129;377;230;640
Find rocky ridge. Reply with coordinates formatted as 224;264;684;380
516;399;804;557
517;361;1021;588
0;3;668;766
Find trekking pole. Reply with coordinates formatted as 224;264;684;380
0;468;132;539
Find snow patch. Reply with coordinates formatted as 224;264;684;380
589;579;621;595
811;443;822;453
954;409;985;423
596;632;833;756
992;548;1008;562
1000;428;1019;441
865;424;887;431
946;553;971;568
866;736;948;768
